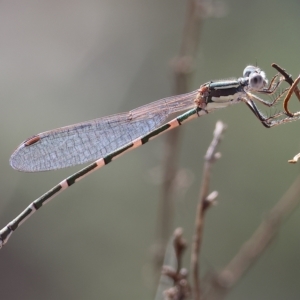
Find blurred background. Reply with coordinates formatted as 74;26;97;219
1;0;300;299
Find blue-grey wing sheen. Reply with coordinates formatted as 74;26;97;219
10;91;198;172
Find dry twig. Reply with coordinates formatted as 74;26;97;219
161;228;191;300
156;0;205;270
272;63;300;102
191;121;226;300
203;175;300;300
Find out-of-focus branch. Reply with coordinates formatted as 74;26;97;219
191;121;227;300
203;175;300;300
160;228;191;300
156;0;205;272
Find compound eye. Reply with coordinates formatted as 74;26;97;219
243;65;257;77
249;73;265;90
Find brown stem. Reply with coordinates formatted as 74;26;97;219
155;0;204;271
203;175;300;300
191;121;227;300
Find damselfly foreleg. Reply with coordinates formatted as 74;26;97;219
247;87;288;108
242;98;281;128
259;73;284;95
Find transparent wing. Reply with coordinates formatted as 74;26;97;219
10;91;198;172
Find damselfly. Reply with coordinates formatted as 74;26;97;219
1;64;300;248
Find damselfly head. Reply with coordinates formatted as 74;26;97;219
243;65;268;90
249;71;267;90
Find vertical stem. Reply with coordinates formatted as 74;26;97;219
156;0;204;270
203;175;300;300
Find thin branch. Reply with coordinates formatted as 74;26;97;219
155;228;191;300
203;175;300;300
271;63;300;102
191;121;227;300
